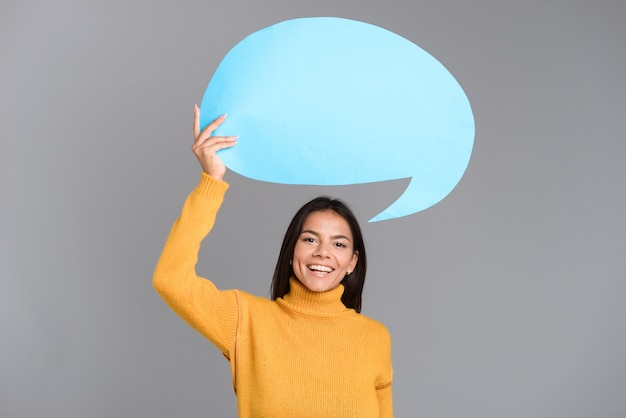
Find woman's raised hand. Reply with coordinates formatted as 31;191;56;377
192;105;238;181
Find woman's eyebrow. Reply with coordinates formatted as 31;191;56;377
301;229;351;241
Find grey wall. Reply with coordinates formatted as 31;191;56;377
1;1;625;417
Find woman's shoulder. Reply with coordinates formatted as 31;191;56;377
352;312;392;341
232;288;277;311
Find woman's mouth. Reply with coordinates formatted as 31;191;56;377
308;264;334;273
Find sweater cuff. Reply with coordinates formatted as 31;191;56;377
195;171;230;198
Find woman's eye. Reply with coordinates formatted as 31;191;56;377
335;242;347;248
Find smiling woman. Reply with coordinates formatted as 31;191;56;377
292;209;359;293
152;107;393;417
272;198;365;309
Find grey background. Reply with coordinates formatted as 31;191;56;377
1;1;625;417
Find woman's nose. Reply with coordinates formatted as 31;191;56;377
313;243;330;257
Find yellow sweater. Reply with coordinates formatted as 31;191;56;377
153;173;393;417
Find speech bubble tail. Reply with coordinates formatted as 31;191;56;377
368;178;441;222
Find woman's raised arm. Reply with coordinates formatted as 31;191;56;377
152;107;239;355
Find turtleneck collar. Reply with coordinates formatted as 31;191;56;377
279;277;351;317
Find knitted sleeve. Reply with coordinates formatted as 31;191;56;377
375;326;394;417
377;384;393;417
153;172;239;355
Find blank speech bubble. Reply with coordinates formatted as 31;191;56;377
200;17;475;222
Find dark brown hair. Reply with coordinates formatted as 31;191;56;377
271;196;367;312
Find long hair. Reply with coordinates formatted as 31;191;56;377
271;196;367;313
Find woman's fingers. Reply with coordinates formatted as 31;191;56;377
198;115;228;144
194;106;228;146
191;105;237;180
193;104;200;140
193;136;238;154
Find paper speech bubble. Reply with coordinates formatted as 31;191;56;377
200;17;474;222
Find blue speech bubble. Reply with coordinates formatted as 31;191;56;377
200;17;474;222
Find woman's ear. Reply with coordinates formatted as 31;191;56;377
350;250;359;271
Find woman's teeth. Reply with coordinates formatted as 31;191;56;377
308;265;333;272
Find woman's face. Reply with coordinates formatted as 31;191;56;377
292;210;358;293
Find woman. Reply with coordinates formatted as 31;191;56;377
153;106;393;417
